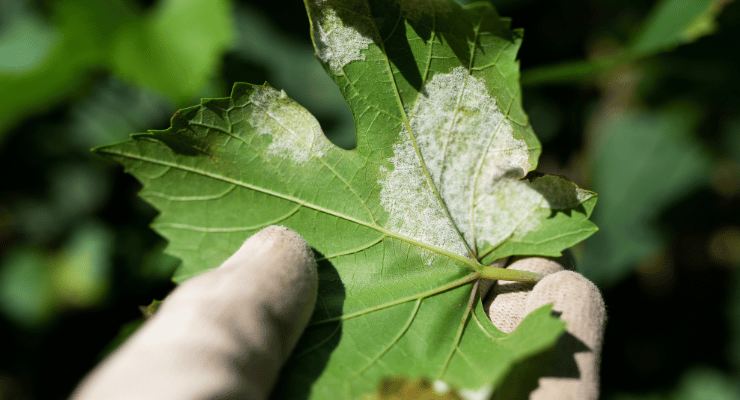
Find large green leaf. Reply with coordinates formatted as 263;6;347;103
99;0;597;396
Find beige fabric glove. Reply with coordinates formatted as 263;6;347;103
486;258;607;400
72;226;318;400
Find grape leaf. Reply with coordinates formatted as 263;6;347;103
98;0;597;397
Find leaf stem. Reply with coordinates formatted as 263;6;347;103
478;266;541;283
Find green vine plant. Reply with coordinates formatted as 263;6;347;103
98;0;597;398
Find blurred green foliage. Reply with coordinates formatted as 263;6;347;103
522;0;728;85
630;0;724;53
0;0;738;399
0;0;232;138
0;223;111;327
581;107;711;284
111;0;232;99
614;368;740;400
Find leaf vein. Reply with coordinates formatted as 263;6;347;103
355;298;422;376
153;205;301;233
310;271;478;326
101;147;480;270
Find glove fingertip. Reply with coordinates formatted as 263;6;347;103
525;271;606;332
485;258;565;333
224;225;318;279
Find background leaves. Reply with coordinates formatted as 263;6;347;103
0;0;739;398
521;0;728;85
581;106;711;285
0;0;232;141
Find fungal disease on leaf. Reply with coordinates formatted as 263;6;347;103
98;0;597;397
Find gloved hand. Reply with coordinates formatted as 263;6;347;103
486;258;606;400
73;226;605;400
72;226;318;400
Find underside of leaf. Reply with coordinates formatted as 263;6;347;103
98;0;597;397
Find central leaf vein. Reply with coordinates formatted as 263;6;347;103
364;0;474;258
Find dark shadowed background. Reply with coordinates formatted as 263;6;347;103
0;0;738;398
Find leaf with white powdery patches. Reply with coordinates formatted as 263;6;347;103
98;0;597;397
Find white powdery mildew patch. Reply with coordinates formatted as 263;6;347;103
248;87;330;163
474;177;546;246
411;66;537;249
379;138;468;261
379;67;590;257
312;2;373;75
